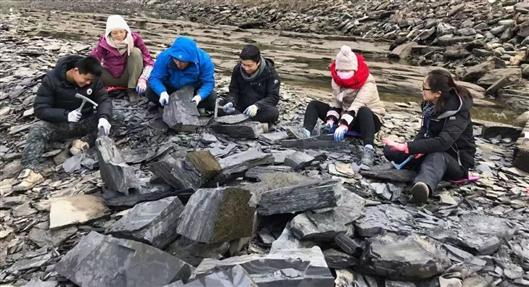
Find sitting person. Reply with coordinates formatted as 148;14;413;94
14;56;112;191
295;45;385;166
222;44;280;124
90;15;154;102
383;69;476;203
146;36;215;111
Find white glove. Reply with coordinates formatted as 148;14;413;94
243;105;258;117
68;110;82;123
159;91;169;106
223;102;236;114
192;95;201;105
98;118;111;135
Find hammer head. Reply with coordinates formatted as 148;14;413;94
75;93;98;107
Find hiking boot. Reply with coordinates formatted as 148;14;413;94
361;146;375;166
128;89;140;103
70;139;89;156
286;127;310;139
411;182;430;204
13;169;44;191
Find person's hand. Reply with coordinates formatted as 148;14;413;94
136;78;147;94
159;91;169;106
98;118;111;135
68;110;82;123
333;124;348;142
243;105;258;117
223;102;236;114
383;138;409;153
191;95;201;105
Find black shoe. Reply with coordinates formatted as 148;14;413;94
411;182;430;204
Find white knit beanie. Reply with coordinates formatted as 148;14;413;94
105;15;131;37
335;45;358;71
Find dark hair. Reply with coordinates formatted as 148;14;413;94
426;68;471;112
75;56;103;77
239;44;261;63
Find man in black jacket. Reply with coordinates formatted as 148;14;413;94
222;45;280;123
14;56;113;191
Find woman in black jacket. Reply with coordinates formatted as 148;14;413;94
383;69;476;203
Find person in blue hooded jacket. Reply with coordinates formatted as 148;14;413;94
146;36;216;110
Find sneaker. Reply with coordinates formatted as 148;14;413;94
13;169;44;191
411;182;430;204
286;127;311;139
70;139;89;155
128;89;140;103
361;146;375;166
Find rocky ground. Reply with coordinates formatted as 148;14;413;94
1;3;529;287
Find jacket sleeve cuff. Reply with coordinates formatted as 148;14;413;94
325;110;340;122
339;113;354;126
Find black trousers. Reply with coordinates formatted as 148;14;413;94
303;100;381;146
383;147;468;192
145;86;216;111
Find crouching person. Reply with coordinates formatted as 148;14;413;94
383;69;476;203
222;44;281;124
14;56;113;191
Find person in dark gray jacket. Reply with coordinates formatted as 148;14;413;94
223;45;281;124
383;69;476;203
14;55;112;191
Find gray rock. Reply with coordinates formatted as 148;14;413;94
150;150;221;189
244;165;293;181
55;232;194;287
280;135;350;150
23;279;59;287
323;248;357;269
388;42;417;60
480;121;522;140
284;151;315;170
166;237;230;267
211;121;266;139
257;179;340;216
177;187;255;243
335;233;364;257
96;135;137;195
7;253;52;273
165;265;257;287
355;205;414;237
216;149;274;182
109;196;184;248
163;86;202;131
385;281;416;287
214;113;250;124
361;233;451;280
49;195;110;229
259;131;289;144
194;246;334;287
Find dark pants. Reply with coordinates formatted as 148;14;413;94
21;114;99;170
303;100;381;145
145;86;216;111
383;147;467;192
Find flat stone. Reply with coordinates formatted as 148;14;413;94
259;131;289;144
280;135;350;151
477;68;521;87
289;190;365;241
355;205;414;237
257;179;340;216
361;168;416;183
55;232;194;287
323;248;357;269
211;121;266;139
194;246;334;287
166;237;230;267
166;265;257;287
385;281;416;287
105;188;193;209
244;165;293;181
514;127;529;172
7;253;52;273
460;60;495;82
214;113;249;124
215;149;274;182
361;233;451;280
109;196;184;248
150;150;221;190
23;279;58;287
28;225;77;248
96;135;137;195
284;151;315;170
163;86;202;131
177;187;255;243
335;233;364;257
121;144;173;164
49;195;110;229
479;121;522;140
388;42;418;60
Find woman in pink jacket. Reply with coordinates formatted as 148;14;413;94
90;15;154;102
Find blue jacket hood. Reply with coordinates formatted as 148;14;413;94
168;37;198;63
